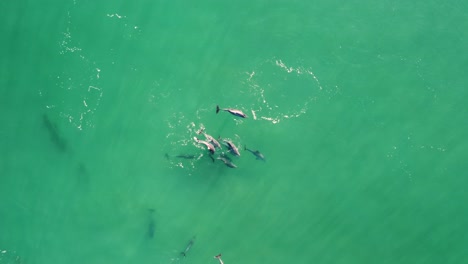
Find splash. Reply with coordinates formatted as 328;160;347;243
0;249;22;263
244;58;323;124
105;13;142;37
164;119;206;171
106;13;126;19
275;59;323;90
385;134;447;182
59;12;81;54
50;10;103;131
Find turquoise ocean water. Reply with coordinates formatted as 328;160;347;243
1;0;468;263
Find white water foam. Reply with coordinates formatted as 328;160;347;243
243;58;324;124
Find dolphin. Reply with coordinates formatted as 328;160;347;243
244;146;265;161
206;135;222;149
42;114;68;152
198;128;221;149
175;154;198;159
147;209;155;239
214;254;224;264
165;153;199;160
216;105;247;118
217;156;237;168
219;152;232;162
221;139;240;156
194;137;215;154
208;154;215;162
181;236;196;257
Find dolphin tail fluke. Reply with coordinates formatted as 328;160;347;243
164;153;170;159
244;145;247;150
214;254;222;259
181;252;186;257
216;105;220;114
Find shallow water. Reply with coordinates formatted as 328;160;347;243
1;0;468;263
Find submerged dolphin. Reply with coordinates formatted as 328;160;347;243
147;209;155;239
216;105;247;118
219;152;232;162
214;254;224;264
244;146;265;161
165;153;199;160
194;137;215;154
175;154;198;159
181;236;196;257
217;156;237;168
42;114;67;152
221;139;240;156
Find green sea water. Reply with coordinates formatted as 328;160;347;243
1;0;468;263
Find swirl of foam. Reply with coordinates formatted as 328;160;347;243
243;58;324;124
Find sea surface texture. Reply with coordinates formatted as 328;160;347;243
1;0;467;263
